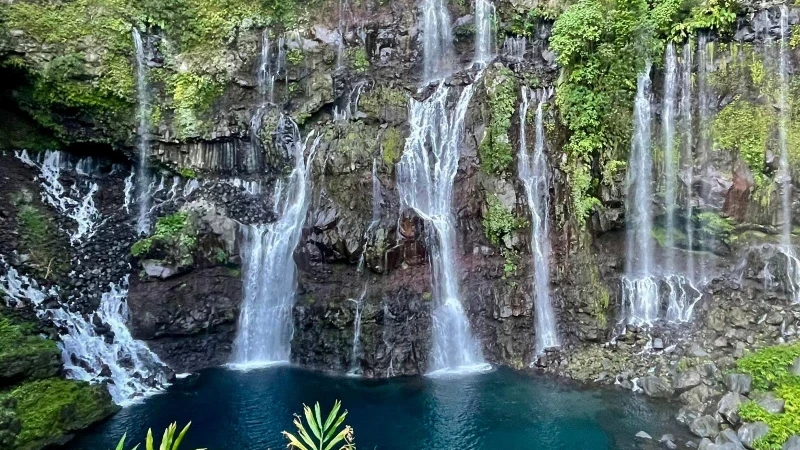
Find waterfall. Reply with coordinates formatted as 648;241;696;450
231;117;321;366
518;87;559;354
348;284;367;375
421;0;455;81
1;265;168;405
132;28;152;235
622;63;659;326
16;150;102;245
502;36;526;62
778;5;793;247
697;35;712;282
662;43;679;271
396;78;488;374
681;41;696;280
474;0;496;67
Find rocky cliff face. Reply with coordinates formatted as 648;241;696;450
2;0;800;447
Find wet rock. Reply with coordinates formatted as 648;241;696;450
738;422;770;449
636;431;653;440
641;376;674;398
681;384;712;406
724;374;753;395
717;392;746;425
783;436;800;450
752;392;785;414
660;434;677;450
691;415;720;439
715;429;745;450
675;370;703;392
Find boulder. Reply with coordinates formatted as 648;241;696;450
724;374;753;395
783;436;800;450
738;422;770;449
691;415;720;439
661;434;678;450
641;376;674;398
752;392;785;414
636;431;653;440
715;429;745;450
675;370;703;392
718;392;746;425
790;358;800;377
699;438;713;450
681;384;712;406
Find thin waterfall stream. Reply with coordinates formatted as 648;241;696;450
132;28;152;234
518;86;559;354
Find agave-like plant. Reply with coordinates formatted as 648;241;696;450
114;422;197;450
283;400;355;450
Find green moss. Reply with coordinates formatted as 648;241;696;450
15;201;68;280
381;127;404;166
2;378;118;450
347;48;369;74
0;314;60;383
131;212;197;267
712;97;772;183
167;72;224;139
359;86;407;122
286;48;304;66
479;68;517;176
737;343;800;450
177;167;197;179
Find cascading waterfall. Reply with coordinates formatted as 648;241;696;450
421;0;455;81
396;78;488;374
1;264;168;405
232;117;321;366
681;41;696;280
518;86;559;354
16;150;102;245
132;28;152;235
697;34;712;282
662;43;679;271
621;63;659;326
474;0;496;67
502;36;526;62
775;6;799;303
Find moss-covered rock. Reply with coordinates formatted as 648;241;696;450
0;314;60;386
0;378;118;450
132;211;198;278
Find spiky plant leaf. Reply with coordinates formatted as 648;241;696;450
146;429;154;450
322;401;341;431
171;422;192;450
303;404;322;440
283;431;312;450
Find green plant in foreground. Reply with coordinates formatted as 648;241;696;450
115;422;196;450
283;400;355;450
737;343;800;450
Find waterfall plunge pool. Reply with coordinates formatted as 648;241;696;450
68;366;685;450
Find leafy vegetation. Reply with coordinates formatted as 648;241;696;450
116;422;194;450
737;343;800;450
480;68;517;176
347;48;370;74
283;400;356;450
131;212;197;267
712;97;772;185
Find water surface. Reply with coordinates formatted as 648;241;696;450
69;366;682;450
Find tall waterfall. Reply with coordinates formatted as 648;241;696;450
232;117;320;366
778;5;792;247
681;41;696;280
697;35;712;282
132;28;152;235
621;63;659;326
662;43;679;271
518;87;559;354
396;80;487;374
421;0;455;81
474;0;496;67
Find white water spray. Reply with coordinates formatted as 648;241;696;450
519;86;559;354
622;63;659;326
232;117;321;366
396;78;487;374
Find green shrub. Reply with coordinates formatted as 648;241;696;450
483;195;525;247
347;48;369;74
479;68;517;176
130;212;197;265
737;343;800;450
283;400;355;450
